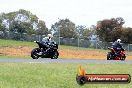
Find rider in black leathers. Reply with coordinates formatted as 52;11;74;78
111;39;124;56
41;34;54;54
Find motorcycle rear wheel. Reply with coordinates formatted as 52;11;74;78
31;48;40;59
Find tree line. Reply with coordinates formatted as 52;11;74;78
0;9;91;40
0;9;132;43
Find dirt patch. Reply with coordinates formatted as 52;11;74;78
0;46;132;60
0;47;30;57
59;49;106;59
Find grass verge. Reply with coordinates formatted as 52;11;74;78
0;39;112;51
0;39;37;47
0;63;132;88
0;39;132;59
0;55;31;59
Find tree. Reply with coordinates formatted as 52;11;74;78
36;20;48;35
75;25;91;39
96;17;125;42
96;17;132;44
51;18;77;38
82;28;91;39
0;13;7;31
121;27;132;43
1;9;48;35
75;25;86;37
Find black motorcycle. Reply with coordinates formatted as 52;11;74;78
31;41;59;59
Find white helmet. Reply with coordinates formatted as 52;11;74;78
117;39;121;43
47;34;53;38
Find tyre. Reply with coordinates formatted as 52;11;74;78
51;51;59;59
121;54;126;61
31;48;40;59
107;52;111;60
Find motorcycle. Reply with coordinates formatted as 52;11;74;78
107;47;126;60
31;41;59;59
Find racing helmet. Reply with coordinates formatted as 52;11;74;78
47;34;53;38
117;39;121;43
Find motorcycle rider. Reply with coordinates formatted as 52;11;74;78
41;34;54;55
42;34;53;44
111;39;124;56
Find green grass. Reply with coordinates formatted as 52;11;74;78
0;55;31;59
0;39;36;47
0;39;131;52
59;45;109;52
0;63;132;88
0;39;93;50
0;39;115;52
0;39;98;50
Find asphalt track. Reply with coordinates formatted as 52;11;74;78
0;58;132;64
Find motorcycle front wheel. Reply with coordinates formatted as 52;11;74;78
107;52;112;60
31;48;40;59
120;54;126;61
51;51;59;59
